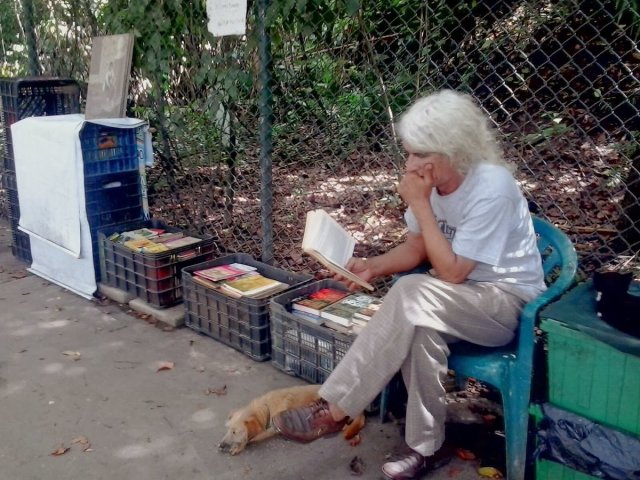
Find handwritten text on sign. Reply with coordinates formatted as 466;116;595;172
207;0;247;37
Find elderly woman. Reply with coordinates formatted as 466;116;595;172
273;89;546;480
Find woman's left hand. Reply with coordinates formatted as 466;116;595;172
398;166;433;205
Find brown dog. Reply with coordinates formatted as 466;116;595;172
218;384;365;455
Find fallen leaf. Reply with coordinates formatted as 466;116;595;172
157;361;174;372
50;445;70;456
204;385;227;396
456;448;476;461
71;436;92;452
62;351;81;360
349;455;365;476
478;466;504;478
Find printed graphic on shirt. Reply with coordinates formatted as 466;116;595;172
437;218;456;241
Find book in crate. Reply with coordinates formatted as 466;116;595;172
320;292;382;327
191;262;288;299
291;287;350;315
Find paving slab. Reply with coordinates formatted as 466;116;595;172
0;218;485;480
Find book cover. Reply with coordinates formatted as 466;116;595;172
222;273;286;296
352;296;383;321
320;293;379;326
195;264;254;282
161;236;201;249
301;209;374;291
291;288;349;315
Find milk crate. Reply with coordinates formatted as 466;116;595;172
80;122;138;177
0;77;80;172
269;279;356;383
99;221;216;308
182;253;313;362
2;171;31;262
0;77;80;264
541;317;640;437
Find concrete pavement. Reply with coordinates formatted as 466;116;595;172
0;219;483;480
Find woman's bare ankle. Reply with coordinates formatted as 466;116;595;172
328;402;347;422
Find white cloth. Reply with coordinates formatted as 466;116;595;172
319;274;524;456
405;163;545;301
10;114;152;298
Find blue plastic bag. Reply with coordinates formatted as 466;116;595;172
535;403;640;479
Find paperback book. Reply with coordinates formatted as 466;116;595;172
195;263;256;282
320;293;381;327
221;273;288;298
291;287;350;316
301;209;374;291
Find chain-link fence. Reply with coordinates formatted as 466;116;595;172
1;0;639;283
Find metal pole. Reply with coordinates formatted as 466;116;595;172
257;0;274;264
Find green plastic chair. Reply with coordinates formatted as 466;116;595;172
446;217;577;480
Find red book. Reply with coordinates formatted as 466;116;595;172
291;288;349;316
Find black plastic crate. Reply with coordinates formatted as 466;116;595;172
99;220;217;308
2;171;19;226
80;122;138;177
85;171;144;229
10;228;32;264
269;279;356;383
0;77;80;172
182;253;314;361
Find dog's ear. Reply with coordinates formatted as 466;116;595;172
225;409;240;427
244;415;264;441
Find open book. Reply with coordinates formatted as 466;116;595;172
301;209;374;291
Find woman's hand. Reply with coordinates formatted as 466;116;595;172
398;164;434;206
333;257;374;291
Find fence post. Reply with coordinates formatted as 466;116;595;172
257;0;274;265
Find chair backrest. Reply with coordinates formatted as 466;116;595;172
517;217;578;362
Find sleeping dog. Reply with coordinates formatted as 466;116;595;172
219;384;365;455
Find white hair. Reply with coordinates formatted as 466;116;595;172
396;90;511;173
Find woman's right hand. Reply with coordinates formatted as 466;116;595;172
333;257;375;291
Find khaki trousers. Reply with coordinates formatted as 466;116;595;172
318;274;524;456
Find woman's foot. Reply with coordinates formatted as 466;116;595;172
381;445;453;480
272;399;348;443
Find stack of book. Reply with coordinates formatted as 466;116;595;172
108;227;202;255
290;288;383;334
191;262;289;299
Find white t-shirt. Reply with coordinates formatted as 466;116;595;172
404;163;546;302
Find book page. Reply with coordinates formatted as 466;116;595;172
302;210;355;267
301;210;374;291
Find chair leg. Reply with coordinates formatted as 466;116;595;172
502;389;530;480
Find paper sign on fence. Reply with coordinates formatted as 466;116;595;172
207;0;247;37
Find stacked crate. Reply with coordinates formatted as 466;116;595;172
536;280;640;479
79;122;147;276
0;77;81;263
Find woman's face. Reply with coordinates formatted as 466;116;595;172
404;147;464;194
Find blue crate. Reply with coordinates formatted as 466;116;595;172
80;122;138;177
84;171;143;225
